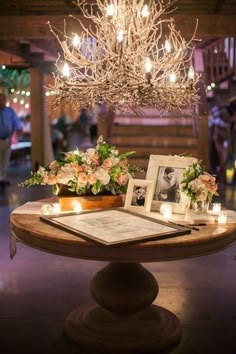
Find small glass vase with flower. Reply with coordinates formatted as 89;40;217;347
180;161;219;213
20;136;141;211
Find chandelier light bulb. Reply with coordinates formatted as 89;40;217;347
62;62;70;77
117;30;124;43
141;5;149;17
106;4;115;17
72;34;81;47
188;66;195;80
165;39;171;53
169;72;177;83
144;57;152;73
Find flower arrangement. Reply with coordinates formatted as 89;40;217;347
180;161;218;205
21;136;140;196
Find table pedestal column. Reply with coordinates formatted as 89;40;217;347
64;262;181;353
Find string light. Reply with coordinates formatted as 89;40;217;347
62;62;70;77
72;34;81;48
141;4;149;17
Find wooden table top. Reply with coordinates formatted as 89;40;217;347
10;205;236;263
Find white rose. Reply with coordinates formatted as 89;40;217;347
95;167;110;185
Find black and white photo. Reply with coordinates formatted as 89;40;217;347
124;179;155;212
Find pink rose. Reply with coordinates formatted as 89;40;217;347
43;174;58;185
90;153;100;166
119;158;128;168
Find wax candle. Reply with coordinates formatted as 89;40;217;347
73;201;82;213
218;214;227;225
52;203;61;214
40;204;53;215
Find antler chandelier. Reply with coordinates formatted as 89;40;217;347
49;0;199;114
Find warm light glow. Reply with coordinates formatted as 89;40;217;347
160;203;172;215
20;99;24;105
52;203;61;214
218;214;227;225
73;201;82;213
141;4;149;17
144;57;152;73
10;88;15;93
169;72;177;83
1;65;6;70
106;3;115;17
165;39;171;53
211;82;215;88
13;98;18;103
163;209;172;219
25;103;30;109
72;34;81;47
62;62;70;77
21;90;26;95
117;30;124;43
26;91;30;96
212;203;221;214
188;66;195;80
226;168;234;184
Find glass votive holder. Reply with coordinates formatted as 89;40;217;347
160;203;172;215
163;208;173;219
218;213;227;225
40;204;53;215
212;203;221;214
52;203;61;214
73;201;82;213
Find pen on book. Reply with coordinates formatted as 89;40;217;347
168;221;199;231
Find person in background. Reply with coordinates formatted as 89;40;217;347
0;93;22;186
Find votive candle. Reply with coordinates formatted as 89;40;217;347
218;214;227;225
40;204;53;215
160;203;172;215
163;208;173;219
212;203;221;214
52;203;61;214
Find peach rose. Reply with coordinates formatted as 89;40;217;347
117;173;128;186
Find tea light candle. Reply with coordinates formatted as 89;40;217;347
160;203;172;215
52;203;61;214
218;214;227;225
163;208;172;219
40;204;53;215
73;201;82;213
212;203;221;214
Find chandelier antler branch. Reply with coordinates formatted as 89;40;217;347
48;0;200;114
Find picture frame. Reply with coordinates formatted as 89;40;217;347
40;208;191;246
124;178;155;212
146;155;197;214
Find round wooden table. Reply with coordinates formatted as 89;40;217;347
10;209;236;354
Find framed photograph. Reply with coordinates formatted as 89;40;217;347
40;208;190;246
124;179;155;212
146;155;197;214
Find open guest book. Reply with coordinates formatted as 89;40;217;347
40;208;191;246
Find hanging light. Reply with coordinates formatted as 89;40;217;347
169;73;177;83
188;66;195;80
117;30;124;43
62;62;70;77
144;57;152;73
106;4;115;17
165;39;171;53
72;34;81;48
141;5;149;17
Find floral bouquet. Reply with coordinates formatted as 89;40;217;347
21;136;140;196
180;161;218;210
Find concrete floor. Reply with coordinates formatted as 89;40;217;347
1;164;236;354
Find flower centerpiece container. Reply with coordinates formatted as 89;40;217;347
20;136;140;211
180;161;219;213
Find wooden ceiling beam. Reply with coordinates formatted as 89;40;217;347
0;14;235;40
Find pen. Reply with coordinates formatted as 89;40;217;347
168;221;199;231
